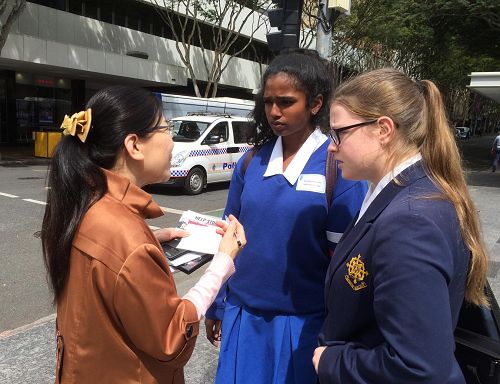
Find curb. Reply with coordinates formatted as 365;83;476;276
0;313;56;340
0;158;50;167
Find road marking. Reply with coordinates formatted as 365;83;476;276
149;225;161;230
0;192;18;198
160;206;184;215
0;313;56;340
22;198;47;205
3;193;225;220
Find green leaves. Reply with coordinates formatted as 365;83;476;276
331;0;500;88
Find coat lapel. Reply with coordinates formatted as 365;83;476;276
325;161;428;290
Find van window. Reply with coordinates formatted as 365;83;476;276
206;122;228;143
233;121;256;144
171;120;209;142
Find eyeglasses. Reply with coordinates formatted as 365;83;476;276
155;124;173;135
328;119;378;145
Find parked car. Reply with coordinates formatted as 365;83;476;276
161;113;255;194
455;126;471;140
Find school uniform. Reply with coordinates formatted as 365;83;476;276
318;157;469;384
207;129;367;383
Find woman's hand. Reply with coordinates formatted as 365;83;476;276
205;318;222;347
216;214;246;260
153;227;189;243
313;346;327;373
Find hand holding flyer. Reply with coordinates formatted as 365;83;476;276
175;223;221;255
161;210;223;274
173;210;223;255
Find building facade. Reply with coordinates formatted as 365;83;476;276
0;0;270;145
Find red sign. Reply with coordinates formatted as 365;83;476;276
35;78;54;87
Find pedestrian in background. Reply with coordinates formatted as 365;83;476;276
205;50;367;383
41;85;246;384
313;68;489;383
491;129;500;172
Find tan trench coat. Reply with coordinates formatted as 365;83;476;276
55;170;199;383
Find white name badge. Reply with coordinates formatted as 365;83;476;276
296;174;326;193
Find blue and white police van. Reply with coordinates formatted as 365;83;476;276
164;113;255;194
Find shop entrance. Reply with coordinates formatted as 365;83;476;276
14;73;71;145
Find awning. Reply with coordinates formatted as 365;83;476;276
468;72;500;103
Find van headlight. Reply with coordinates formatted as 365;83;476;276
171;150;189;167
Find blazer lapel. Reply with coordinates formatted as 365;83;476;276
325;161;428;290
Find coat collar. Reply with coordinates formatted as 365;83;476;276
263;128;328;185
326;160;428;283
356;153;422;225
102;169;164;220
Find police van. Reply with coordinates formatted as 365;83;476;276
163;113;255;194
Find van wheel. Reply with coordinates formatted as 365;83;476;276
184;167;206;195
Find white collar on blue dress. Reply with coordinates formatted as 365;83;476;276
355;153;423;225
263;128;328;185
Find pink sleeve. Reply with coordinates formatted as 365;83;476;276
182;252;235;319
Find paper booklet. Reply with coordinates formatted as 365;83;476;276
161;210;222;274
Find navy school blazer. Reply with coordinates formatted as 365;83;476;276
318;161;470;384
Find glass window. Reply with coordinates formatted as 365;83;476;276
232;121;255;144
14;75;72;143
114;11;126;28
0;77;6;143
207;122;228;143
171;120;209;142
100;2;113;24
68;0;83;15
85;1;99;19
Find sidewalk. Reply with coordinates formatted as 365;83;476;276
0;146;50;167
0;315;218;384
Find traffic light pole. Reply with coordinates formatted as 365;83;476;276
316;1;332;60
266;0;304;54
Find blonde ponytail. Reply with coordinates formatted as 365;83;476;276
420;81;488;306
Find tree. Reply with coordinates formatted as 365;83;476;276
0;0;26;54
327;0;500;123
152;0;268;98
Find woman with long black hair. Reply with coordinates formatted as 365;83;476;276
42;85;246;384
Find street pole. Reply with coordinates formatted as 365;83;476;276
316;1;332;60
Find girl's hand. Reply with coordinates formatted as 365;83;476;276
205;318;222;347
216;214;246;260
154;227;190;243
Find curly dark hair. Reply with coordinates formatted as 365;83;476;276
250;49;332;149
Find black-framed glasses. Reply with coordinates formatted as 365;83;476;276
329;119;378;145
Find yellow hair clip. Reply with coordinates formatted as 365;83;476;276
60;109;92;143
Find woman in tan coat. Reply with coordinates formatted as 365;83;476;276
41;85;246;384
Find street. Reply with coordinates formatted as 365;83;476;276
1;134;500;383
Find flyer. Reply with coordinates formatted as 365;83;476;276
161;210;223;274
169;210;222;255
